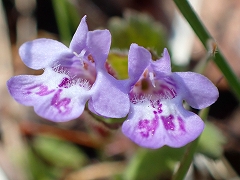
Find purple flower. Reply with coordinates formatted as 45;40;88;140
122;44;219;149
7;16;130;122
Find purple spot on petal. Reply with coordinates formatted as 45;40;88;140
138;116;159;138
24;84;41;94
158;105;163;113
164;78;177;88
36;85;55;96
150;100;163;114
25;84;41;90
51;89;71;114
161;114;175;131
159;84;177;99
25;84;55;96
58;77;71;88
177;116;186;132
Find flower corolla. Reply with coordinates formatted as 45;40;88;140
122;44;219;148
7;16;130;121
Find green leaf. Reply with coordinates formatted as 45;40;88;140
124;146;186;180
108;11;167;55
28;148;60;180
33;135;87;169
197;121;226;159
107;51;128;79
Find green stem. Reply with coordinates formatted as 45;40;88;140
171;108;209;180
173;0;240;101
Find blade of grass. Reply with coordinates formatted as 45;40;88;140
171;1;239;179
173;0;240;101
51;0;72;45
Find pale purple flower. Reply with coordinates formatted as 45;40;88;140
7;16;130;122
122;44;219;149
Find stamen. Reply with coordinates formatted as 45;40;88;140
143;69;148;78
149;72;156;87
88;55;95;63
73;52;79;57
73;49;87;66
79;49;86;57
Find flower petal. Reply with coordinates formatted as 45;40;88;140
172;72;219;109
122;100;204;149
86;30;111;69
151;48;171;75
19;39;71;70
128;44;150;85
89;71;130;118
7;69;91;122
69;15;88;53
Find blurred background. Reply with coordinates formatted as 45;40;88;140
1;0;240;179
